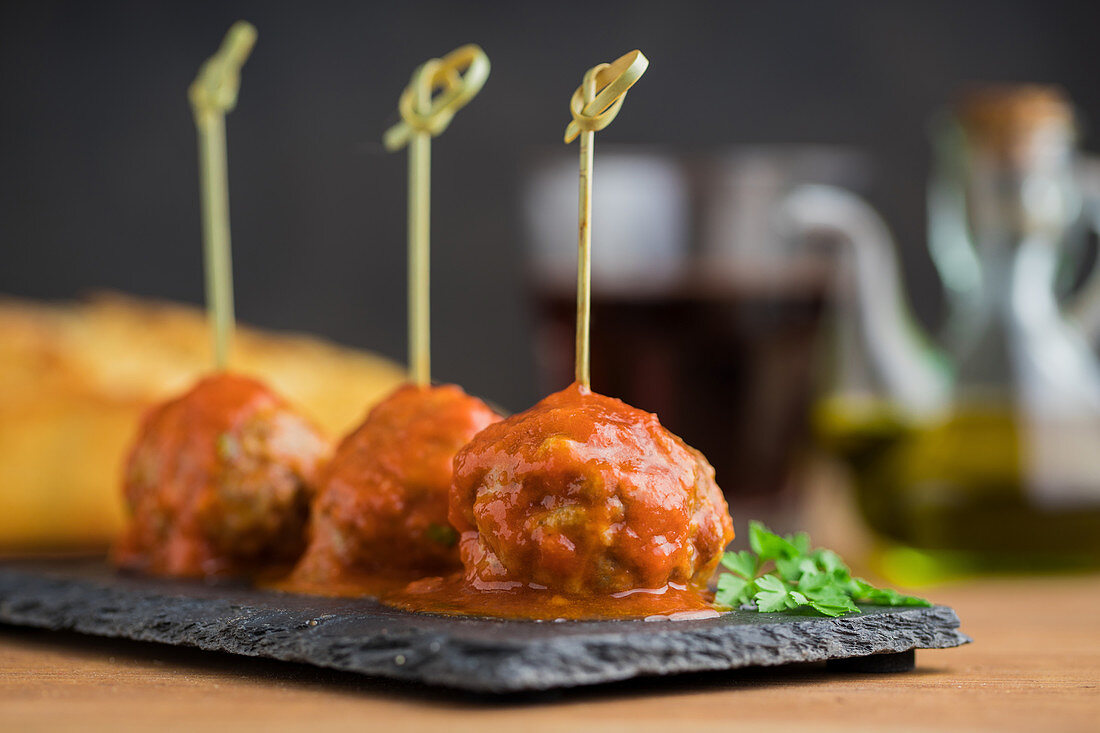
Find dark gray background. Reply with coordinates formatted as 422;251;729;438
3;0;1098;411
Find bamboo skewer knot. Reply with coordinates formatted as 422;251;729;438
188;21;257;126
564;50;649;143
384;45;490;151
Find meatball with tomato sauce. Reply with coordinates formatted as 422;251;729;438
289;383;501;590
450;383;734;601
113;373;328;578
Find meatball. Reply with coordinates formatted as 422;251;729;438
113;373;328;577
292;383;501;583
450;383;734;596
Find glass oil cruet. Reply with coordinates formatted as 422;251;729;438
780;86;1100;581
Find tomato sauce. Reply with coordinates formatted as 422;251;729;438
383;573;720;621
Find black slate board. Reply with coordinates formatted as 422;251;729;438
0;558;969;693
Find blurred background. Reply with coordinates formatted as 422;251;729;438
3;0;1100;580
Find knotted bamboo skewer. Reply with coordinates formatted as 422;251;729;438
384;45;490;386
188;21;256;371
564;50;648;390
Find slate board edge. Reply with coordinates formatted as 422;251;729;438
0;564;971;693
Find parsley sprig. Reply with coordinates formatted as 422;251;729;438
715;521;931;617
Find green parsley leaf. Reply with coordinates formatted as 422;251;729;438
851;579;931;607
753;574;794;612
811;548;850;577
796;571;833;594
800;584;860;616
720;550;758;579
716;521;931;618
775;556;819;582
807;598;860;617
748;521;802;561
715;573;753;607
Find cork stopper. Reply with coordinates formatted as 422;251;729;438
955;85;1075;163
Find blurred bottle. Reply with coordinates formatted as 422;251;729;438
783;86;1100;581
524;147;864;523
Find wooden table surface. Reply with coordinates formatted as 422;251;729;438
1;573;1097;733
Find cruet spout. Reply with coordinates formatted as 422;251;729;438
778;185;952;418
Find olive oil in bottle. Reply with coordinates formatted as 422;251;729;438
817;400;1100;584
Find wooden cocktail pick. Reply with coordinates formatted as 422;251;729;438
564;50;649;390
188;21;257;370
384;45;490;386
